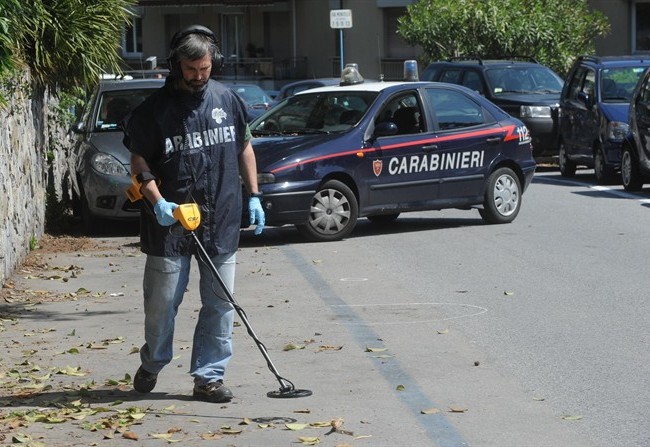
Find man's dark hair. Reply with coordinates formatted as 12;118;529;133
168;25;223;76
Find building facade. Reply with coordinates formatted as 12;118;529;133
123;0;650;88
125;0;419;88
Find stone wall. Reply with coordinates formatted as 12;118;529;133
0;75;74;284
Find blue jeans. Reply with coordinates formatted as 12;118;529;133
140;252;236;385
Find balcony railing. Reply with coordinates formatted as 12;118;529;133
217;57;308;81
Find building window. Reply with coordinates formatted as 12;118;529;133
123;17;143;55
383;8;411;58
635;2;650;52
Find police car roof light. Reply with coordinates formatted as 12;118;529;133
404;60;419;82
340;63;364;86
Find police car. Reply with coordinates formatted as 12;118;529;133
250;63;536;242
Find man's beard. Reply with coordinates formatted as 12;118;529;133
182;78;208;93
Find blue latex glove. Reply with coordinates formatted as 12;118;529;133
153;198;179;226
249;196;265;235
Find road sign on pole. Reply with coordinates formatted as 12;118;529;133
330;9;353;29
330;10;353;72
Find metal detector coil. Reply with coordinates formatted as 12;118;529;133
175;203;312;399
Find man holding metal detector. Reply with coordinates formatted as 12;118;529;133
123;24;265;403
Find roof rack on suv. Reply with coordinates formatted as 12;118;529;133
447;56;539;65
577;55;650;64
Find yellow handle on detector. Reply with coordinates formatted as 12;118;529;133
173;203;201;231
126;176;144;202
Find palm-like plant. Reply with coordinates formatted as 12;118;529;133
0;0;22;77
6;0;136;94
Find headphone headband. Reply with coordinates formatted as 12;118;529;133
170;25;217;51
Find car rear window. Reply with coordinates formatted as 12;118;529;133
95;89;157;131
485;66;563;95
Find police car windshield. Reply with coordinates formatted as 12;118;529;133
251;91;377;135
485;67;563;95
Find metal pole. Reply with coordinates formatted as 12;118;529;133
340;29;344;73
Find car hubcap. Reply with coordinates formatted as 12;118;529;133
309;188;351;235
494;174;519;216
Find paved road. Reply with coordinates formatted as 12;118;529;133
1;167;648;446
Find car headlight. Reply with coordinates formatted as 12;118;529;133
607;121;629;141
520;105;551;118
91;152;128;176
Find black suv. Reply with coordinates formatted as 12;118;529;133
558;55;650;183
621;66;650;190
421;58;563;156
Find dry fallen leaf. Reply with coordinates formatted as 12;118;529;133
283;343;305;351
562;415;583;421
316;345;343;352
285;423;309;431
448;407;467;413
421;408;440;414
122;431;138;440
364;346;387;353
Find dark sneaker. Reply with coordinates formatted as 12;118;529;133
133;366;158;393
193;380;233;403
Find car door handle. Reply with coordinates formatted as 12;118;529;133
486;136;503;145
422;144;438;152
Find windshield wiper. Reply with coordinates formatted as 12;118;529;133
292;128;331;135
252;129;285;136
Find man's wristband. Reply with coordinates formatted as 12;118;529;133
250;192;263;199
136;171;157;184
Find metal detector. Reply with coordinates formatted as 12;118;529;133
172;203;312;399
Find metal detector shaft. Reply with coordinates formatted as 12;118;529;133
189;231;293;392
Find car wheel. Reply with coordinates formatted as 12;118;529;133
621;145;643;191
594;145;614;184
295;180;358;242
558;140;576;177
367;213;400;224
479;167;521;224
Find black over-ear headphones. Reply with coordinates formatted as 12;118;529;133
168;24;224;76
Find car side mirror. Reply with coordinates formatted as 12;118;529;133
374;121;398;137
70;122;85;134
577;91;592;108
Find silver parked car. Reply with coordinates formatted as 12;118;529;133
71;77;164;231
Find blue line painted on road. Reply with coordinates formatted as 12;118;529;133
284;247;469;447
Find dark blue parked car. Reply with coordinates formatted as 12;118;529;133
621;66;650;190
248;70;536;242
559;55;650;183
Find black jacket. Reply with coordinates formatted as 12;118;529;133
124;77;249;256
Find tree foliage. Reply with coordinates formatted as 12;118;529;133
398;0;610;76
0;0;22;76
1;0;137;94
